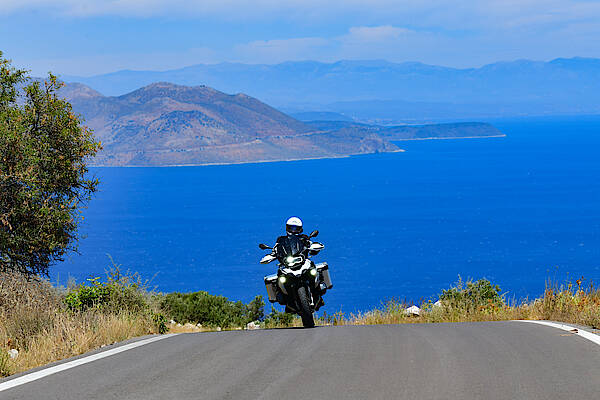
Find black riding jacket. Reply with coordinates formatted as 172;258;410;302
273;234;311;262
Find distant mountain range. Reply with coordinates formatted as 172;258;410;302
63;58;600;122
62;82;502;166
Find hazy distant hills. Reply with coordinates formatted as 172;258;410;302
63;58;600;122
63;82;398;166
303;121;504;142
62;82;502;166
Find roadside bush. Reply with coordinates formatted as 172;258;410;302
1;269;165;377
64;268;149;313
262;307;295;328
246;296;266;322
0;272;62;351
160;292;265;328
152;312;168;334
440;277;504;310
64;278;109;311
0;271;61;316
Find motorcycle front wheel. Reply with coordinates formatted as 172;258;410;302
297;286;315;328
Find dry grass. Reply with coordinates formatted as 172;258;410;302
327;279;600;329
528;280;600;328
0;272;160;377
1;271;598;377
3;311;156;374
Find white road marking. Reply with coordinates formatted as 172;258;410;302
514;320;600;347
0;334;179;392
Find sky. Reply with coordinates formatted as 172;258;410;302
1;0;600;76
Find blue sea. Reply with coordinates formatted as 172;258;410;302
56;117;600;313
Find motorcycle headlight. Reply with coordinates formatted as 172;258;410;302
285;256;299;266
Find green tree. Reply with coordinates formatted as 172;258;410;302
0;52;101;276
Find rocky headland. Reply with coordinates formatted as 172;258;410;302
62;82;502;167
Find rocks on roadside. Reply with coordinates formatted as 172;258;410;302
404;305;421;316
8;349;18;359
246;321;261;330
216;327;222;332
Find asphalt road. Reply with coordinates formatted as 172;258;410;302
2;321;599;400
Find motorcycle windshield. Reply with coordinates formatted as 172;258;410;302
275;235;305;258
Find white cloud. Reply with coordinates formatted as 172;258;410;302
4;1;600;72
228;18;600;67
230;26;449;65
1;0;599;32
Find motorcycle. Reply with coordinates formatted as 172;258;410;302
258;230;333;328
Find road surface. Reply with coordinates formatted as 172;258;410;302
1;321;599;399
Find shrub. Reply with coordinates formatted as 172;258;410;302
160;292;265;328
246;296;265;322
64;278;109;311
0;271;61;316
440;277;504;310
263;306;295;328
1;269;164;377
101;268;149;313
151;312;168;334
64;268;149;313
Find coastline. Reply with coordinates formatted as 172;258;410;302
89;148;406;168
88;134;505;168
390;134;506;141
89;133;507;168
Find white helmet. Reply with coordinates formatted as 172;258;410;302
286;217;303;235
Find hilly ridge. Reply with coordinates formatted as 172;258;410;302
63;82;399;166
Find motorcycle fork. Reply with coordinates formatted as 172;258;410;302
303;280;315;308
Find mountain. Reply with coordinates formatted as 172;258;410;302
303;121;504;141
62;82;398;166
376;122;504;140
63;58;600;121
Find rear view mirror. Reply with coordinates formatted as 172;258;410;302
260;254;277;264
309;242;324;251
259;243;272;250
309;230;319;238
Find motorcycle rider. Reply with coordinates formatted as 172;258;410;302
273;217;324;309
275;217;311;252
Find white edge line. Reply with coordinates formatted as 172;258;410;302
0;334;179;392
513;320;600;347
